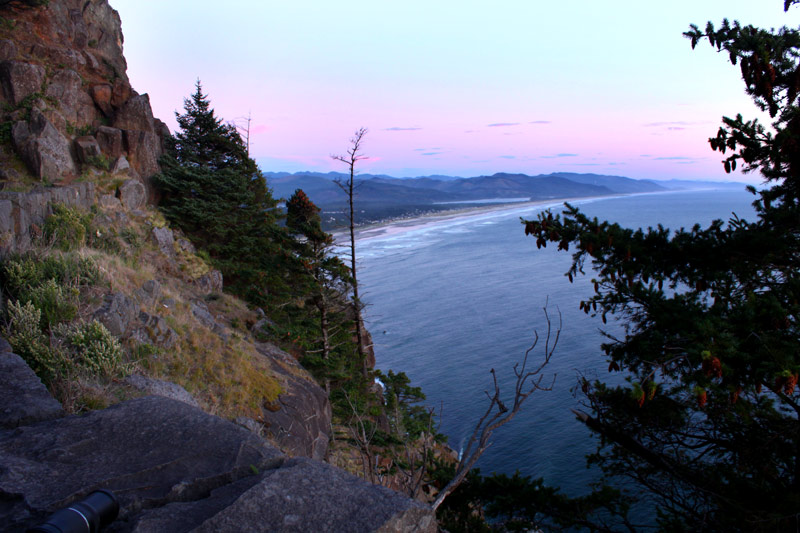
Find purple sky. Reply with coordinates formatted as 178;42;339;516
110;1;797;182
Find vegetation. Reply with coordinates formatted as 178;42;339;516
518;2;800;530
152;83;442;488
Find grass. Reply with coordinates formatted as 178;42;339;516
1;203;286;421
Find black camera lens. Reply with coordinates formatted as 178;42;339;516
27;489;119;533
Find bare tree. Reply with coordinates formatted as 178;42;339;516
332;127;369;378
431;305;561;511
233;111;252;156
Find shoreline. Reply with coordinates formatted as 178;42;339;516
331;194;614;244
330;187;735;244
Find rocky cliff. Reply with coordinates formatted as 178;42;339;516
0;0;167;255
0;1;437;531
0;339;435;532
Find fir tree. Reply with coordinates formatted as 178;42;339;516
154;81;290;307
523;3;800;530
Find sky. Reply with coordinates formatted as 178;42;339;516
109;1;797;183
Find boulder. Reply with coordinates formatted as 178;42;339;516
0;396;283;530
0;38;17;61
190;300;220;330
118;178;146;210
44;68;82;124
113;93;155;133
0;60;45;106
123;129;161;179
124;375;198;407
93;291;137;337
111;78;131;109
111;154;134;176
89;83;113;117
95;125;124;158
74;135;101;164
134;279;161;308
127;458;437;533
257;343;332;461
151;226;174;256
195;269;223;293
0;338;63;428
99;193;121;209
135;311;178;348
12;108;77;181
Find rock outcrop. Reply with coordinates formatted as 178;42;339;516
257;343;333;461
0;343;437;532
0;0;166;195
0;339;63;428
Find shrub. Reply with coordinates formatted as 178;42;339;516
43;204;92;251
19;278;78;327
2;253;101;299
54;320;123;376
5;300;64;381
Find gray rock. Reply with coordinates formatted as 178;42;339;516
44;68;83;124
95;125;123;158
191;458;436;533
135;311;178;348
151;226;174;256
177;237;195;254
0;60;45;105
0;38;17;62
0;339;63;428
118;178;146;210
135;279;161;308
93;291;137;337
12;108;77;181
235;416;264;436
112;93;155;132
123;128;161;180
98;194;121;209
0;396;283;530
74;135;101;164
124;375;198;407
190;300;218;330
111;155;132;175
257;343;332;461
195;269;223;293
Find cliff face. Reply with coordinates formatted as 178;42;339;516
0;0;166;190
0;1;437;530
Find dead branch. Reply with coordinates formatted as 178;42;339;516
431;305;561;511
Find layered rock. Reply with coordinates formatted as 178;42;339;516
0;343;436;532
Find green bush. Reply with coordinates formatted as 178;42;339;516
5;300;64;381
2;253;101;299
19;278;78;327
54;320;123;376
43;204;92;251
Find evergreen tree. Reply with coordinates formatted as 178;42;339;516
154;81;290;307
286;189;352;391
523;4;800;530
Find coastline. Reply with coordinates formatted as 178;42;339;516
332;195;613;244
331;187;735;244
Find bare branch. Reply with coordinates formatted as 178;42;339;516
431;304;560;511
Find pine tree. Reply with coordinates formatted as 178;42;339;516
286;189;352;392
154;81;290;307
523;4;800;530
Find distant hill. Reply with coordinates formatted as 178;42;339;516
263;171;746;228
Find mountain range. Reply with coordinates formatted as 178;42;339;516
265;171;747;227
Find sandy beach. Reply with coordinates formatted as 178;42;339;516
331;195;611;244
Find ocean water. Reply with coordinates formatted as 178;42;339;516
356;188;757;496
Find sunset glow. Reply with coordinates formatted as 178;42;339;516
110;1;798;182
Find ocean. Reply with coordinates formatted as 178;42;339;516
355;188;758;498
